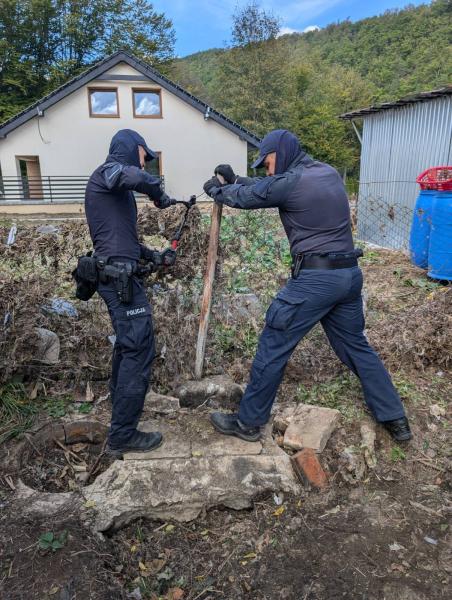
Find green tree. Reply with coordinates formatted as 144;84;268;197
289;62;373;172
215;1;289;136
104;0;175;68
0;0;176;121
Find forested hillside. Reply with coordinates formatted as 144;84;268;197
171;0;451;172
0;1;450;173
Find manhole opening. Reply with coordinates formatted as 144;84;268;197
20;421;113;493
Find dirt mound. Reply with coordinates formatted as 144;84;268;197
1;212;450;398
375;287;451;371
0;207;209;390
138;203;208;279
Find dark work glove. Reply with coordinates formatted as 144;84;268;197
140;245;176;267
203;176;223;198
159;248;177;267
140;245;160;263
214;164;237;184
154;192;177;209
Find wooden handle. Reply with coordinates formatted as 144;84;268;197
194;198;223;379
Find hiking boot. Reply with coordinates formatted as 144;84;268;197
210;412;261;442
107;430;163;458
382;417;412;442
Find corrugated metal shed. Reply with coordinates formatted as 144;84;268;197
341;88;452;249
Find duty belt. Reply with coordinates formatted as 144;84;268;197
96;258;135;303
291;249;363;278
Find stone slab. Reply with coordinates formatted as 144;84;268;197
272;403;298;433
283;404;341;453
191;430;262;457
84;454;301;531
124;420;191;460
145;390;180;414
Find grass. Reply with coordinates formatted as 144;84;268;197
213;322;259;358
0;383;39;444
0;383;74;443
390;446;406;462
296;373;366;421
43;395;71;418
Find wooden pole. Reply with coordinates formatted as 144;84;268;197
194;177;224;379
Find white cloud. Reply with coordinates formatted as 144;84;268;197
303;25;320;32
277;26;299;37
278;24;321;37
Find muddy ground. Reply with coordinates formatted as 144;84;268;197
0;212;451;599
0;407;450;600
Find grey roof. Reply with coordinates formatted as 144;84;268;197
340;85;452;120
0;51;261;147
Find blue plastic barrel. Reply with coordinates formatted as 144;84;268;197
409;190;436;268
428;191;452;281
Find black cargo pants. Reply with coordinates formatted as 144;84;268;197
238;266;406;427
98;275;155;445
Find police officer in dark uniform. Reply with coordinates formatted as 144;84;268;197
85;129;176;456
203;129;412;443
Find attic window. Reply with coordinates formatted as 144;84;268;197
88;88;119;117
133;89;162;118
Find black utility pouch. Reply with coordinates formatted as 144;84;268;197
72;255;98;301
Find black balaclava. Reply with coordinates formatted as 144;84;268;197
107;129;156;168
251;129;305;174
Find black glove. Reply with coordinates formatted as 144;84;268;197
203;176;222;198
214;164;237;184
140;245;160;263
159;248;176;267
154;192;176;209
140;246;176;268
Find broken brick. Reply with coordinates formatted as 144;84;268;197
291;448;328;489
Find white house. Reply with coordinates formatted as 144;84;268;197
0;51;260;214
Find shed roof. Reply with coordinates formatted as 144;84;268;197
0;51;261;147
340;85;452;120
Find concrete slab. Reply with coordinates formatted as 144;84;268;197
80;413;301;531
144;390;180;414
283;404;341;453
124;420;191;460
191;431;262;457
84;454;300;532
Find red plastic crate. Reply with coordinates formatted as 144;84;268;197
417;166;452;191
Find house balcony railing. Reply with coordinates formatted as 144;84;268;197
0;175;165;203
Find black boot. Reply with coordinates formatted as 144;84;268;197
382;417;412;442
107;430;163;457
210;412;261;442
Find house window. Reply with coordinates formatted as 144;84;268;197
144;152;162;178
133;88;162;118
88;88;119;117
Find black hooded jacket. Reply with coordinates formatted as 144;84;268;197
85;129;169;261
210;130;353;256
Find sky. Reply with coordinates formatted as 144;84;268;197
151;0;429;57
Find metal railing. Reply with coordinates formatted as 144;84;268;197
0;175;165;202
0;176;89;202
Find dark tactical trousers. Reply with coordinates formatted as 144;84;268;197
98;276;155;445
238;267;406;427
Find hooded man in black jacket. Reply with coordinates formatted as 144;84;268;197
85;129;175;456
203;129;412;444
